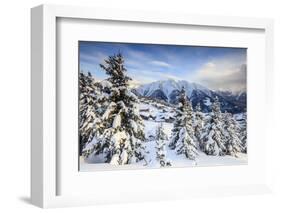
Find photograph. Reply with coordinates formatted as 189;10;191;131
78;41;247;171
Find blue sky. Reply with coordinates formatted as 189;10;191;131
79;41;247;91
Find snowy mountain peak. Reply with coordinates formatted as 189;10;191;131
136;79;210;99
134;79;246;114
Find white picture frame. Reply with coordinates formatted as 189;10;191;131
31;4;274;208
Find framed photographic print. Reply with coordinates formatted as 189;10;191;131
78;41;247;171
31;4;274;208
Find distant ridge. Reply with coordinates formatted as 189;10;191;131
134;79;246;113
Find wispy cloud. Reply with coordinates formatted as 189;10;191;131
126;49;147;59
192;57;246;91
129;69;182;84
79;41;247;92
150;60;171;68
80;52;108;67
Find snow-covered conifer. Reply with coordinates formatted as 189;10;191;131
239;113;247;153
79;72;103;155
201;96;226;156
155;123;171;167
194;103;204;148
96;53;147;165
224;113;243;156
169;88;198;160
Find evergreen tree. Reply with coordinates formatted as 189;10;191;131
96;53;147;165
155;123;171;167
224;113;243;156
79;72;102;155
169;88;198;160
240;113;247;153
194;103;204;149
201;96;226;156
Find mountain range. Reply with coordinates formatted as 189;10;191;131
132;79;246;113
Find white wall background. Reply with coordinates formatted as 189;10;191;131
0;0;280;212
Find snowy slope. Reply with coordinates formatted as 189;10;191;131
139;97;175;123
80;119;247;171
80;112;247;171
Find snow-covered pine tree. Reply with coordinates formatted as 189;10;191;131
169;88;198;160
168;88;184;150
155;123;171;167
224;113;243;157
80;81;113;159
201;96;226;156
240;113;247;153
79;72;103;155
194;103;204;149
96;53;147;165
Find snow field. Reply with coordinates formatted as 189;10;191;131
80;120;247;172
